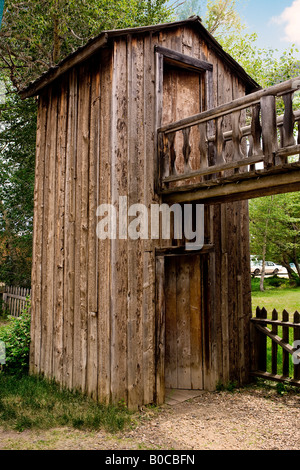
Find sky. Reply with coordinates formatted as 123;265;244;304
234;0;300;54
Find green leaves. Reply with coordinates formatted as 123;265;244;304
0;0;172;90
0;303;31;374
0;84;36;287
249;193;300;277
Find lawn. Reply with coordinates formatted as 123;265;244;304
252;288;300;315
251;277;300;316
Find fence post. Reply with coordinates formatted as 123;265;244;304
253;307;268;373
271;309;278;376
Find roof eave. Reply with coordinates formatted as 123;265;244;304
19;16;260;99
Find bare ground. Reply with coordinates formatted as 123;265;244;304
1;384;300;451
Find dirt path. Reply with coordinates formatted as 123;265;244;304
1;385;300;450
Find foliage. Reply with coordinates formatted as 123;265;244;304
0;301;31;374
249;193;300;282
0;0;172;91
221;32;300;88
0;85;36;287
175;0;244;37
0;374;132;432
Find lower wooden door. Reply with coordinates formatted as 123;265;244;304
164;254;203;390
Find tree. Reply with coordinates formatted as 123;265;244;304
0;84;36;286
0;0;173;287
250;193;300;288
175;0;244;37
0;0;172;91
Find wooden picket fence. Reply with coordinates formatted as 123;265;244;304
251;307;300;387
2;286;31;317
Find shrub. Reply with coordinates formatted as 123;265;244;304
0;302;31;375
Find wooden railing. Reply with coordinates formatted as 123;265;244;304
2;286;31;317
251;307;300;387
157;76;300;194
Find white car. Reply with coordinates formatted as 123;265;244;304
250;258;261;276
251;259;287;276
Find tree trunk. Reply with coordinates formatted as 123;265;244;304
259;221;269;292
282;259;295;280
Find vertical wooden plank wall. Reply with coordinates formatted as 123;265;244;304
30;25;252;409
30;54;112;399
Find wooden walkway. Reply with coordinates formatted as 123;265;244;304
158;77;300;204
165;389;204;405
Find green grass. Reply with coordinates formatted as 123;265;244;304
251;277;300;315
0;374;133;433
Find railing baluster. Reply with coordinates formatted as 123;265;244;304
198;122;208;170
167;132;177;176
251;104;262;156
214;116;225;166
261;95;278;168
231;111;243;169
282;92;295;148
182;127;191;173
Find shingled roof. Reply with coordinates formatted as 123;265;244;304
20;16;260;99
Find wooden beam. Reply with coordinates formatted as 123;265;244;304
162;168;300;204
162;154;264;183
155;244;214;257
251;318;300;329
155;45;213;72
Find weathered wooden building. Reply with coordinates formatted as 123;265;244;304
21;16;300;409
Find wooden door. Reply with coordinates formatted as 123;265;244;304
165;254;203;390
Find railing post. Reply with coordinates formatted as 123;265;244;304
260;95;278;168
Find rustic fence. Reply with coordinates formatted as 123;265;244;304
251;307;300;387
2;286;31;317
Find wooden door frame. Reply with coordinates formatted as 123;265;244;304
154;245;214;405
154;47;213;194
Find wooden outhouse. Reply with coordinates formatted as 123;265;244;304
21;16;261;409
